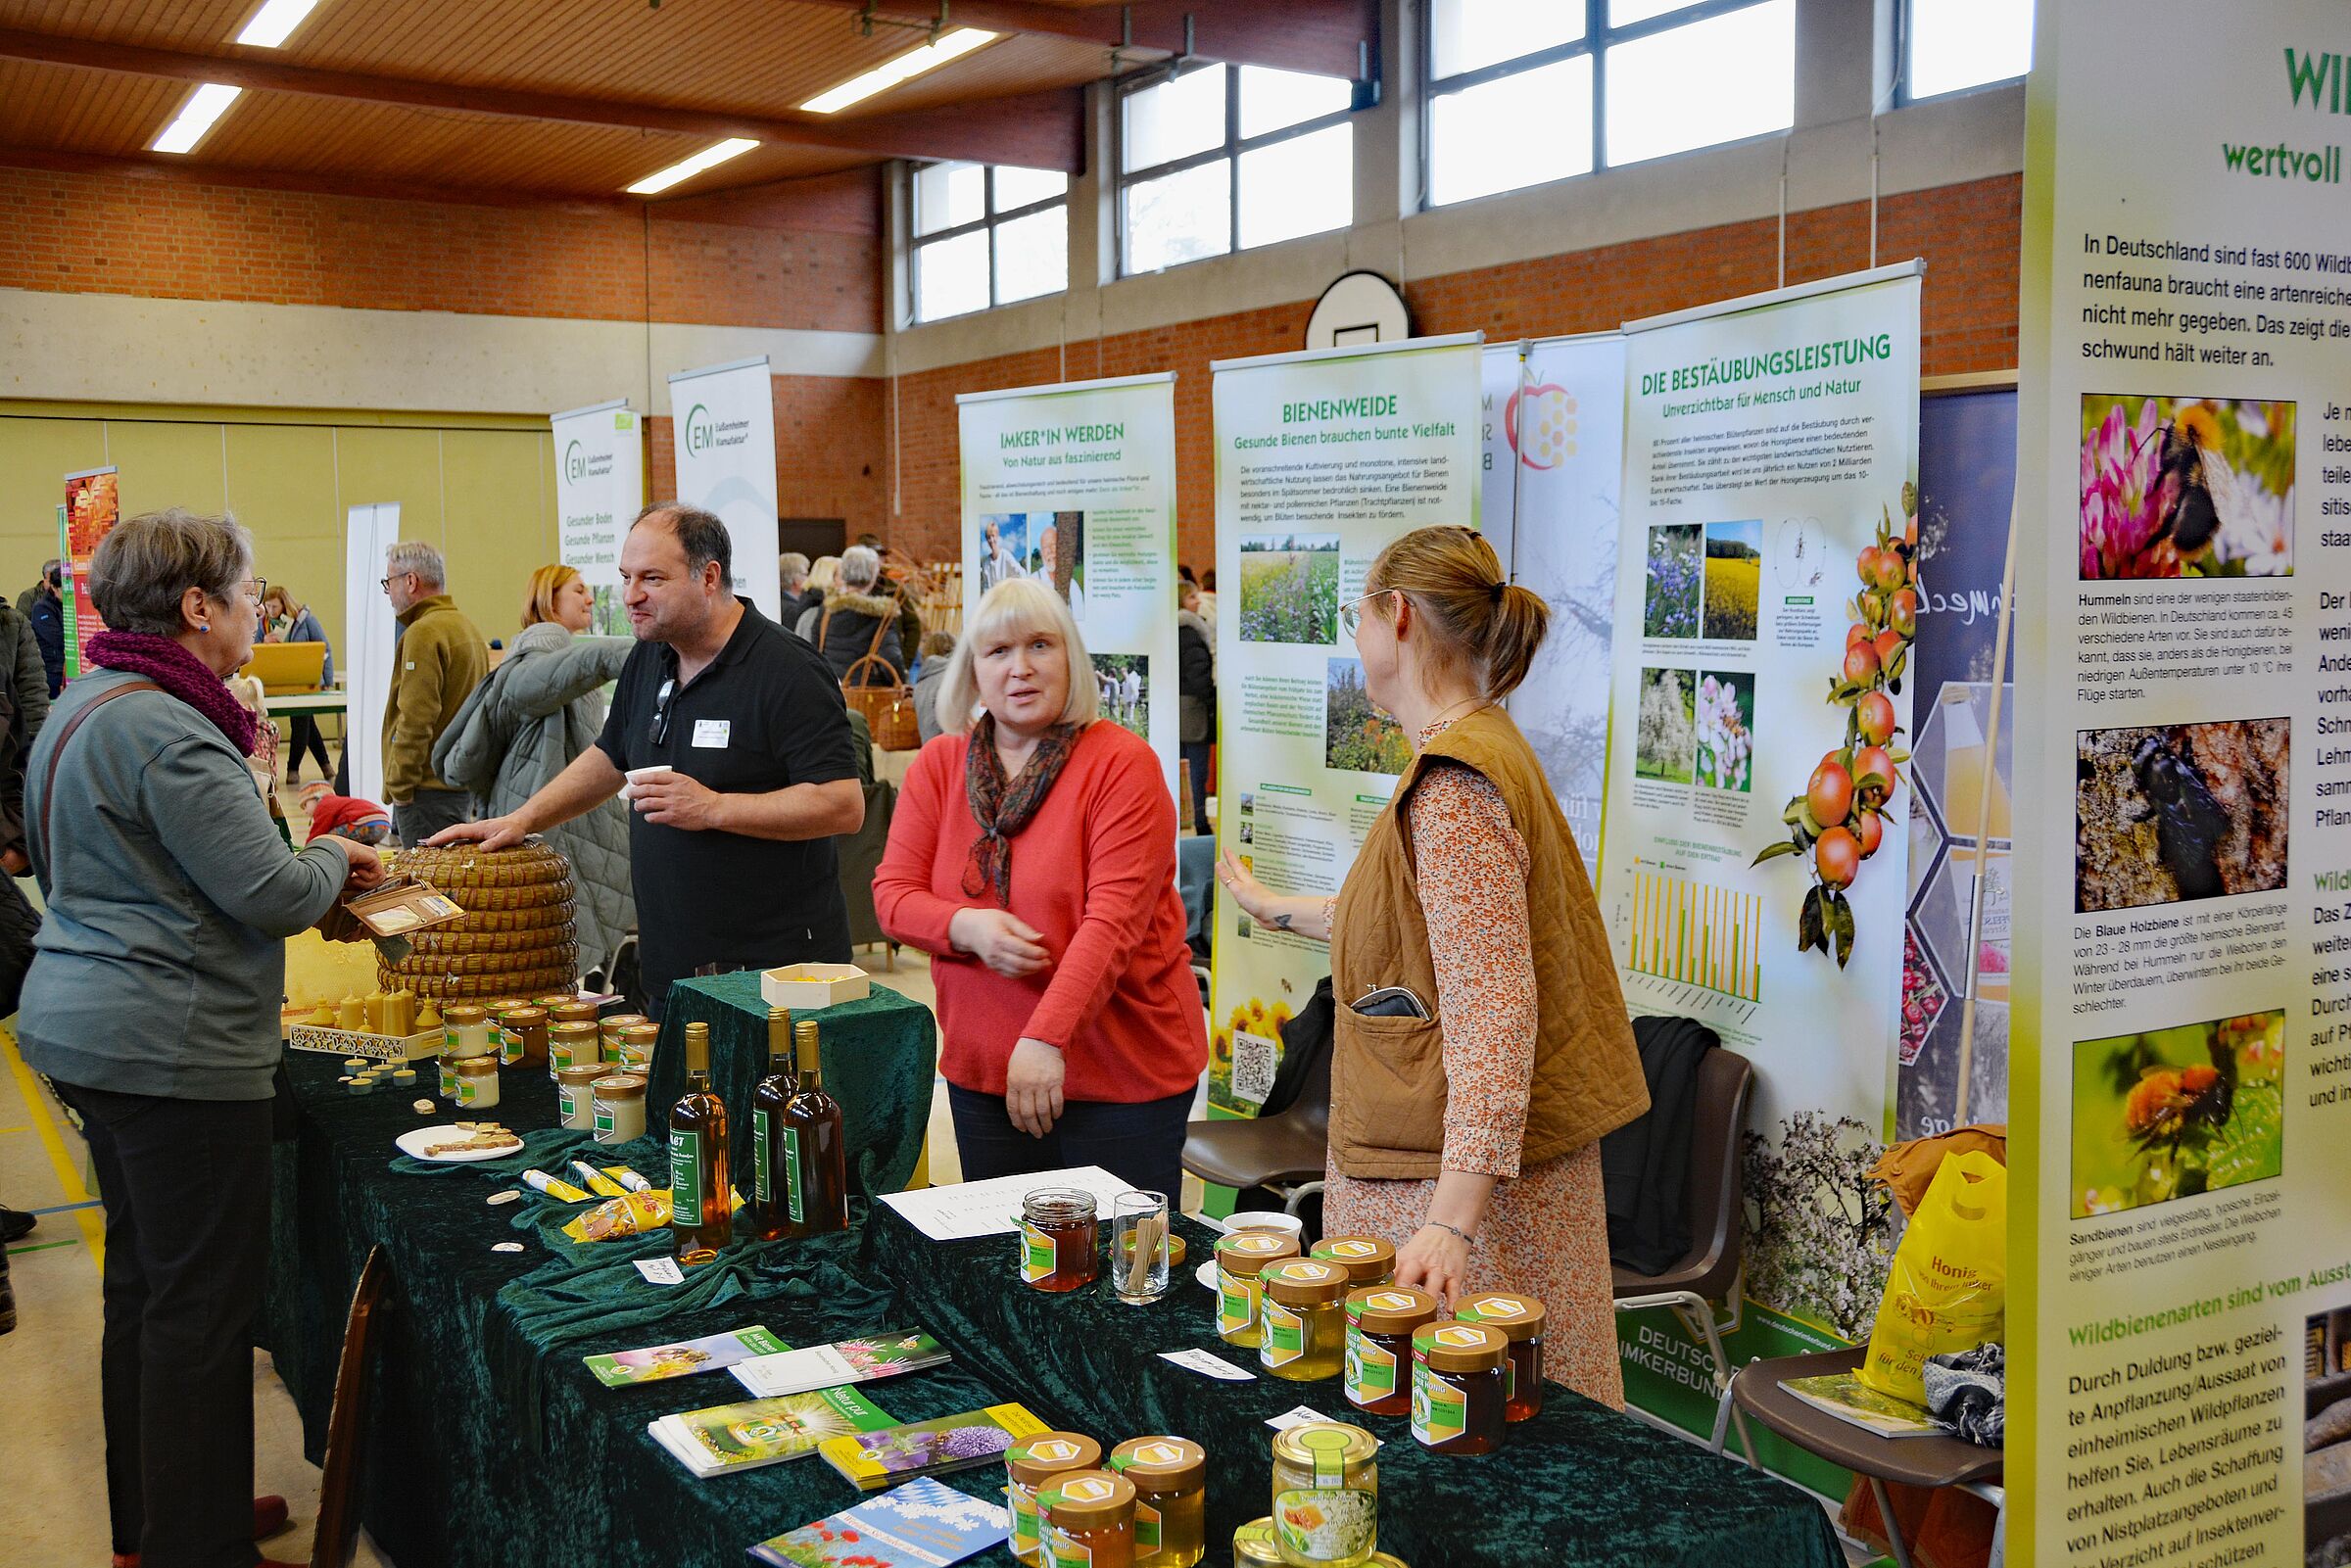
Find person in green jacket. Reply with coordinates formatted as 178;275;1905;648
380;541;489;845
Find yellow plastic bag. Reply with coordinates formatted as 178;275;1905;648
1857;1150;2006;1405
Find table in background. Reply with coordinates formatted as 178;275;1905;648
264;689;349;719
648;974;936;1200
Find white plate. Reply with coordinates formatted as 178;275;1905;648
397;1124;523;1163
1195;1259;1219;1290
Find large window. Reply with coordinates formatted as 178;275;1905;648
910;162;1070;323
1119;64;1355;275
1425;0;1795;208
1902;0;2031;103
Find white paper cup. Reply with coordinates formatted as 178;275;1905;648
621;763;672;802
1222;1211;1305;1240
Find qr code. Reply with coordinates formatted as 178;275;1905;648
1230;1029;1279;1107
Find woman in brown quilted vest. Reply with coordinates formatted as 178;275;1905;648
1218;525;1647;1408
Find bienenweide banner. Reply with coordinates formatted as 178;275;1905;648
1207;333;1482;1113
956;373;1180;801
2013;11;2338;1564
1484;334;1628;871
61;465;119;682
553;398;643;637
1598;266;1921;1469
669;357;781;623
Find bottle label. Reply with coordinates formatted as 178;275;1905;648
439;1061;458;1097
1272;1488;1373;1560
1217;1267;1259;1334
751;1111;771;1205
558;1085;579;1123
1260;1300;1306;1366
1412;1360;1467;1445
594;1104;613;1136
1007;1482;1041;1556
785;1126;805;1223
1134;1500;1161;1551
1020;1219;1057;1283
670;1130;701;1226
1345;1326;1397;1402
456;1076;478;1107
500;1026;523;1065
1046;1525;1092;1567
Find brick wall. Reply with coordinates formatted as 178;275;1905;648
883;174;2023;566
648;373;891;546
0;166;881;332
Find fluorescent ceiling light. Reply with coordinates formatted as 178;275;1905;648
626;137;760;195
800;27;997;114
235;0;324;47
151;83;244;154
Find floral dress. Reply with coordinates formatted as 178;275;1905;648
1321;717;1624;1409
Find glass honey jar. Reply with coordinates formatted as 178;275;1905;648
1309;1236;1395;1289
1410;1321;1508;1455
1109;1436;1207;1568
600;1012;650;1058
1020;1188;1100;1293
1215;1230;1301;1349
1006;1432;1103;1566
1259;1259;1349;1381
1454;1292;1547;1421
547;1021;601;1078
1268;1421;1378;1567
613;1022;659;1071
1343;1286;1438;1416
1042;1469;1136;1568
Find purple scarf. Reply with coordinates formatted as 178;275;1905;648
86;630;258;755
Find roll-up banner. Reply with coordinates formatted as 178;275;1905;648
1598;264;1921;1470
61;465;120;682
956;373;1180;799
1483;334;1629;870
669;357;781;623
1206;332;1483;1113
2014;10;2331;1564
553;398;644;637
343;500;404;805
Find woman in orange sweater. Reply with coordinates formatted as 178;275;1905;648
875;578;1205;1198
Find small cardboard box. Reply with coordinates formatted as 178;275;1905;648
759;963;871;1011
320;877;466;944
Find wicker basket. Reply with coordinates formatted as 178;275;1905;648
376;838;579;1000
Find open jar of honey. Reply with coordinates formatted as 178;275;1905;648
1259;1259;1349;1381
1309;1236;1395;1289
1454;1292;1547;1421
1043;1470;1136;1568
1343;1286;1438;1416
1020;1188;1099;1293
1215;1230;1301;1349
1005;1432;1102;1565
1109;1436;1207;1568
1410;1321;1508;1454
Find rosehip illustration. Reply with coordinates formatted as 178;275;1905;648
1843;641;1881;685
1857;691;1896;747
1855;808;1884;858
1815;827;1860;888
1853;745;1897;807
1874;628;1903;669
1873;547;1909;593
1890;589;1919;639
1856;545;1881;583
1847;622;1871;650
1807;759;1855;827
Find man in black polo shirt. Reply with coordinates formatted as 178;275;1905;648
428;502;864;1009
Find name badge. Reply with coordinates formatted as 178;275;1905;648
692;719;731;749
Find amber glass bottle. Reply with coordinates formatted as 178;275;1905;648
748;1009;795;1242
782;1018;849;1235
668;1021;732;1264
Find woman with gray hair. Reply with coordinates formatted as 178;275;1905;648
18;508;381;1568
796;542;906;687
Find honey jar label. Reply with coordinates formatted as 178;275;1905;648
594;1105;614;1136
456;1077;480;1106
1412;1361;1467;1444
670;1131;703;1226
1345;1327;1398;1401
500;1028;524;1065
559;1085;581;1122
1133;1499;1161;1550
784;1127;806;1223
1007;1482;1042;1556
1272;1487;1376;1561
1045;1527;1093;1567
1217;1267;1259;1334
1261;1300;1306;1366
751;1111;771;1205
1020;1220;1059;1283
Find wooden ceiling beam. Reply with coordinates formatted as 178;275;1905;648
793;0;1378;82
0;27;1084;173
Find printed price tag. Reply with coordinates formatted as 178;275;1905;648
634;1257;685;1285
1157;1348;1256;1382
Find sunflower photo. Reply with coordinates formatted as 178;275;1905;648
2070;1010;2283;1218
2079;394;2293;579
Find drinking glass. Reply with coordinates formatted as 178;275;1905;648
1110;1189;1171;1305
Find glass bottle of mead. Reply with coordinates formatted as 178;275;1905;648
782;1018;848;1236
669;1021;732;1264
749;1009;794;1242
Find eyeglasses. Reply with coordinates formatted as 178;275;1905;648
649;678;676;746
247;578;266;606
1339;589;1395;639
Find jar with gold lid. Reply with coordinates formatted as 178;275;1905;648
1344;1286;1439;1416
547;1021;601;1078
550;1000;601;1027
453;1053;502;1110
600;1012;649;1056
553;1064;604;1129
613;1022;659;1071
1108;1436;1206;1568
1042;1469;1135;1568
591;1073;647;1144
498;1005;547;1067
1259;1259;1349;1381
1232;1518;1285;1568
1268;1421;1378;1567
1309;1236;1395;1290
1454;1292;1547;1421
1005;1432;1102;1565
1215;1230;1301;1349
442;1004;494;1061
1410;1321;1508;1454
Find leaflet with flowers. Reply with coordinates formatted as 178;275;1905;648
748;1476;1008;1568
817;1402;1047;1493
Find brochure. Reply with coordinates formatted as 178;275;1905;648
817;1402;1047;1492
648;1386;896;1479
746;1475;1008;1568
730;1330;948;1400
585;1325;788;1388
1781;1372;1943;1439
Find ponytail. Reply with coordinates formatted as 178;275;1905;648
1365;525;1552;700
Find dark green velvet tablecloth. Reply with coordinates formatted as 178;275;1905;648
263;1047;1839;1568
651;974;936;1199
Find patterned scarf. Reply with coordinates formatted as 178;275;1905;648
87;630;258;755
962;714;1082;904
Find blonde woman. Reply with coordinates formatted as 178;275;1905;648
432;564;635;975
874;579;1204;1197
1218;526;1647;1407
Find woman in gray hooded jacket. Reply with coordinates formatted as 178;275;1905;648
433;564;635;976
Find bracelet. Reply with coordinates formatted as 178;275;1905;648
1428;1220;1473;1245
